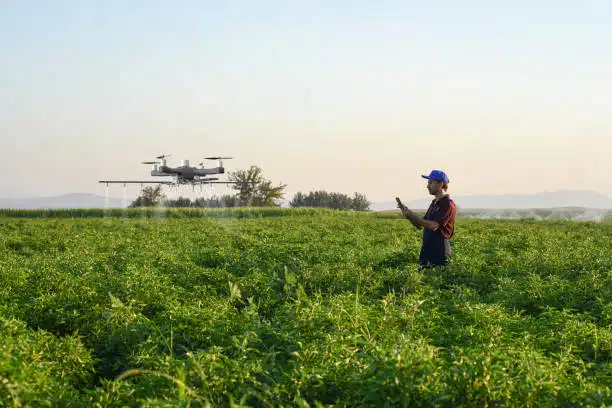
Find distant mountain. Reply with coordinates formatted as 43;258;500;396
373;190;612;211
0;193;128;209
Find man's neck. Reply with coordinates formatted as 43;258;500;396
434;191;447;201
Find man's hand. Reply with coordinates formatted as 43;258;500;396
397;202;413;222
395;198;409;217
395;197;405;210
396;200;439;230
396;201;422;229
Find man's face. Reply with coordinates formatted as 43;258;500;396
426;179;442;195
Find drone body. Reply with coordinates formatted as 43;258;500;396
99;155;237;187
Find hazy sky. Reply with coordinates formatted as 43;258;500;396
1;0;610;201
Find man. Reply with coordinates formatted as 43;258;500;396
397;170;456;268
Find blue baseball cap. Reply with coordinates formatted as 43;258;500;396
422;170;449;184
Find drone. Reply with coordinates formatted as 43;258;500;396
99;154;239;189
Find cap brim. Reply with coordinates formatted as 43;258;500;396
421;175;430;179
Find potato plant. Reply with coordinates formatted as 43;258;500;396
0;209;610;407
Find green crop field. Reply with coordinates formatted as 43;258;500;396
0;208;610;407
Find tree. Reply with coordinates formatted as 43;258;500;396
229;165;287;207
164;196;192;207
162;195;240;208
289;190;371;211
254;179;287;206
351;192;371;211
193;195;239;208
129;185;166;207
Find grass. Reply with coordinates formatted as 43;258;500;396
0;208;610;406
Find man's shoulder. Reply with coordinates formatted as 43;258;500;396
439;194;454;205
438;195;456;212
430;195;456;211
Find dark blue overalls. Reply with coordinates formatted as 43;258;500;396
418;196;454;267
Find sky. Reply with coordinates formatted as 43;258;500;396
1;0;610;202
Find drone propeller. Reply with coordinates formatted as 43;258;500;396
156;154;171;159
142;161;158;164
204;157;233;160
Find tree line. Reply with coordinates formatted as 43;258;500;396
289;191;370;211
130;165;371;211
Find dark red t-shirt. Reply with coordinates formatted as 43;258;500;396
424;195;456;239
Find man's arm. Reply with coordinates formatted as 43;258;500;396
400;206;439;230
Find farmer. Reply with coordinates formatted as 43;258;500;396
397;170;456;268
